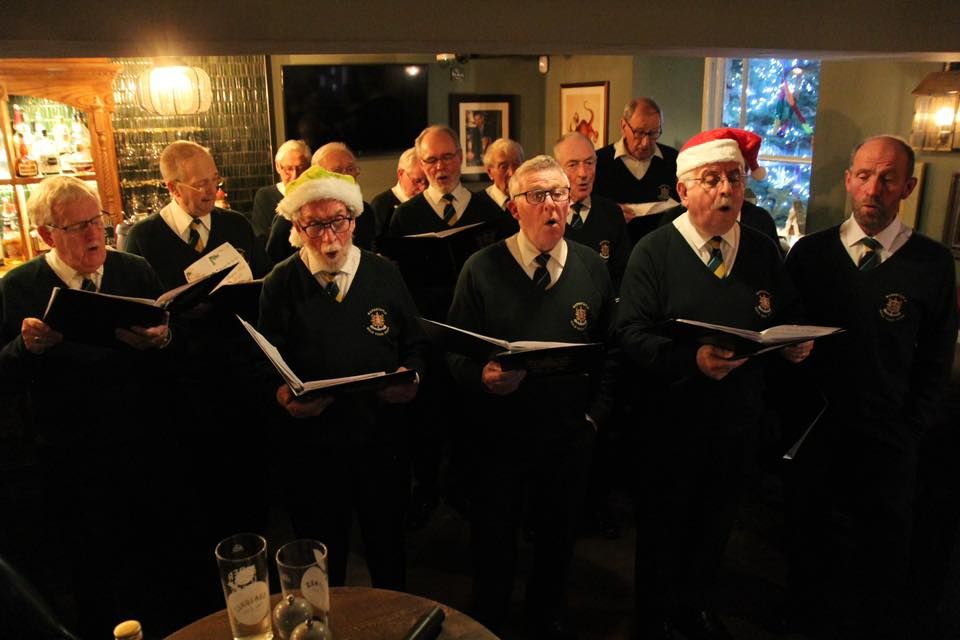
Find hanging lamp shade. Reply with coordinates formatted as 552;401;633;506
136;64;213;116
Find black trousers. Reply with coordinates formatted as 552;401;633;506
466;415;595;632
285;441;410;591
784;417;919;640
633;424;753;620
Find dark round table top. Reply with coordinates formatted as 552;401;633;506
163;586;497;640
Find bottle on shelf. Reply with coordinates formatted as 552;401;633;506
113;619;144;640
35;129;61;175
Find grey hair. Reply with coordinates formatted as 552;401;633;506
397;147;419;173
482;138;524;169
312;142;354;167
622;97;663;121
415;125;461;156
27;175;101;228
275;139;311;165
508;155;569;197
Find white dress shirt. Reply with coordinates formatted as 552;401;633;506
506;231;567;290
673;211;741;274
485;184;510;210
613;138;665;182
301;243;361;301
45;249;105;290
423;183;472;225
159;200;211;248
839;215;910;267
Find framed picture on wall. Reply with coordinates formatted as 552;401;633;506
448;94;517;178
560;81;610;149
945;172;960;259
900;161;925;229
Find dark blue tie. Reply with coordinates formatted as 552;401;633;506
81;277;97;292
533;253;551;289
858;237;882;271
442;193;456;225
187;217;205;252
322;273;340;299
569;202;584;229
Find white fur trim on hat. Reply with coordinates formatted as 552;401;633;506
275;174;364;221
676;139;745;179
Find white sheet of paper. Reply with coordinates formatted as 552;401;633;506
183;242;245;283
624;198;679;217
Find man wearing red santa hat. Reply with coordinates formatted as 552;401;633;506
615;128;812;640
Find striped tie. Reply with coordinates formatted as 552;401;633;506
706;236;726;278
187;217;205;253
80;277;97;292
532;253;551;289
442;193;456;225
568;202;584;229
858;236;882;271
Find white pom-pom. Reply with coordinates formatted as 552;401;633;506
751;167;767;181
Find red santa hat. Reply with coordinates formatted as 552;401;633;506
675;128;767;181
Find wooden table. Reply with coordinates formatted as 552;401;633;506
164;586;497;640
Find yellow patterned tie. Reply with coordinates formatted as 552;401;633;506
707;236;726;278
188;217;205;253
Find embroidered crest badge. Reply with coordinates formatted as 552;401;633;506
755;290;773;318
657;184;672;201
598;240;611;260
366;308;390;335
571;302;590;331
879;293;907;321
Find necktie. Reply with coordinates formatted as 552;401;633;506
532;253;551;289
441;193;456;225
321;272;340;300
80;277;97;292
569;202;584;230
187;217;205;253
706;236;726;278
858;236;882;271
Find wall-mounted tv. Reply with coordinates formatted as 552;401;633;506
281;64;429;157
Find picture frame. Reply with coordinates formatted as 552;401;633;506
560;81;610;149
944;172;960;259
448;94;517;178
900;161;925;229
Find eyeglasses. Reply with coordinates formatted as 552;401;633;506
623;123;662;141
298;216;353;238
45;212;111;234
513;187;572;205
178;175;222;192
689;171;745;190
332;165;360;178
421;153;459;167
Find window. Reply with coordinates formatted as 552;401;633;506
705;57;821;236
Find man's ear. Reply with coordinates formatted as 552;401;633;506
506;198;520;221
901;176;918;201
36;225;55;249
676;180;689;207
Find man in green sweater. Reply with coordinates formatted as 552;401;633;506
784;136;957;640
447;155;615;640
259;166;428;590
615;128;811;640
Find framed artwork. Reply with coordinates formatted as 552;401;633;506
560;81;610;149
900;161;926;229
945;172;960;259
448;94;516;178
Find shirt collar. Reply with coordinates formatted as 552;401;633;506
391;183;411;204
301;243;361;277
485;184;510;209
674;210;738;252
45;248;105;288
613;138;664;162
277;181;287;196
515;229;567;269
163;200;211;238
425;182;467;205
840;214;903;250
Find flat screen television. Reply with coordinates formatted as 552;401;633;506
281;64;429;157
